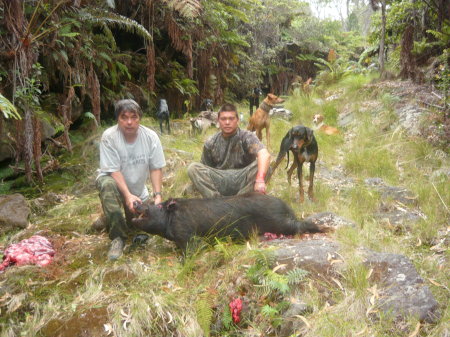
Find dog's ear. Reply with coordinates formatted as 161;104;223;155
306;128;314;142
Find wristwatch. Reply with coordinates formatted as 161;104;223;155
153;192;162;198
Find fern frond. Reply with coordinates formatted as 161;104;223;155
162;0;202;18
79;9;152;42
261;304;278;318
286;268;309;285
195;293;214;337
0;94;21;120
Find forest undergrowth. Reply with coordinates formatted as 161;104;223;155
0;75;448;337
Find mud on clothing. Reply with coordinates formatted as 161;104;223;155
188;128;266;197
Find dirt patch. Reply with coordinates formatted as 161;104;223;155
40;306;109;337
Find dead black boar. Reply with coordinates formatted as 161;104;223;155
132;192;324;250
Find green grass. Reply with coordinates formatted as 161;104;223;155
1;74;449;337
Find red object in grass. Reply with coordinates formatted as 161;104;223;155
0;235;55;272
229;297;243;323
263;232;293;240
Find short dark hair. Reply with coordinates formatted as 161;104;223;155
114;99;143;120
218;103;238;119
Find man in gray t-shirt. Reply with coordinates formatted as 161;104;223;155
96;99;166;260
187;103;270;197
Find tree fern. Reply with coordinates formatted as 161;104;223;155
0;94;21;120
79;9;152;42
162;0;202;19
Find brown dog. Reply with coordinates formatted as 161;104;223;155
247;93;285;148
312;114;339;135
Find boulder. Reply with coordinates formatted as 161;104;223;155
264;237;440;322
269;107;293;120
364;250;440;323
0;194;30;234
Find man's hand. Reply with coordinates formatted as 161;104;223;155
125;194;142;213
154;194;162;205
254;180;266;194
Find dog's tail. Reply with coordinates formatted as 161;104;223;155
266;150;287;183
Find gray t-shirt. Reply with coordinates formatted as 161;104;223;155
97;125;166;201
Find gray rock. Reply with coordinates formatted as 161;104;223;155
279;299;311;336
338;110;355;128
305;212;357;230
364;250;440;323
264;239;440;323
0;194;30;234
269;108;293;120
374;203;424;228
269;239;341;277
365;177;418;205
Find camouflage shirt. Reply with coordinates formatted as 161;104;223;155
201;128;265;169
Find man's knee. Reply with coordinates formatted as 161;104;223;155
97;175;119;194
187;162;204;180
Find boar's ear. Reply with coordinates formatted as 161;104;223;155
166;199;177;212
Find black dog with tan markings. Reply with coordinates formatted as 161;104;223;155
269;125;318;203
132;192;324;250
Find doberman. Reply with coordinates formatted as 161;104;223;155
268;125;318;202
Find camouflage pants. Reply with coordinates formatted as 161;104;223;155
187;161;261;198
96;175;137;241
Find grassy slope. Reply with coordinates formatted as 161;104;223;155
0;75;448;337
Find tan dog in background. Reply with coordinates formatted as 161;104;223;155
247;93;285;148
312;114;339;135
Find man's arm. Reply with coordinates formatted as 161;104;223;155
111;171;141;212
254;148;271;193
150;168;163;204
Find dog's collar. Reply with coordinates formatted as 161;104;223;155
259;101;273;113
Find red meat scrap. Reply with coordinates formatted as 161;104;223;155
229;297;243;323
263;232;293;240
0;235;55;272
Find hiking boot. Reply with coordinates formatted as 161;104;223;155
107;237;124;261
92;215;107;231
132;234;149;245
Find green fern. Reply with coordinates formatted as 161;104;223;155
195;292;214;337
261;304;278;319
79;9;152;42
162;0;202;18
0;94;21;120
286;268;309;285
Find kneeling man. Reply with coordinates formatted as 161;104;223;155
96;99;166;260
188;103;270;197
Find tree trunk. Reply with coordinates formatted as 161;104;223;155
60;87;75;153
379;0;386;76
33;116;43;183
23;106;34;183
146;2;156;93
3;0;39;183
400;24;416;81
88;64;101;126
